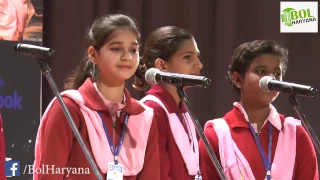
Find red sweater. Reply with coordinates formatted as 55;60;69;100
35;79;160;180
199;107;318;180
143;85;194;180
0;115;5;180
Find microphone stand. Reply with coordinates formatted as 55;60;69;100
177;87;227;180
289;95;320;155
37;59;103;180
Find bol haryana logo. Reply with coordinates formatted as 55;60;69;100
281;8;317;26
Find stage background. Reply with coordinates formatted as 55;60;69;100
0;0;43;179
42;1;320;136
0;41;41;180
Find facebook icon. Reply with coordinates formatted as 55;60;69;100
5;160;20;176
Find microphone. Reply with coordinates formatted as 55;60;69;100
14;43;54;59
259;76;317;97
145;68;211;88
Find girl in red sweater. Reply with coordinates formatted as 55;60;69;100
199;40;318;180
134;26;203;180
34;14;160;180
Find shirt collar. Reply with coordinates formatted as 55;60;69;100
93;82;126;115
78;78;145;116
232;102;282;131
146;84;187;113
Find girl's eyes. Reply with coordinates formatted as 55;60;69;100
183;55;191;60
131;49;138;53
255;69;282;77
110;48;139;53
110;48;121;52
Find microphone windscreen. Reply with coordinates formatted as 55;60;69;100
13;43;21;52
145;68;160;85
259;76;274;92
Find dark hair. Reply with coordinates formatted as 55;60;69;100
133;26;193;91
64;14;140;89
227;40;289;91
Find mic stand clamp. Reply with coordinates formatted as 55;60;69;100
177;87;227;180
37;59;103;180
289;95;320;155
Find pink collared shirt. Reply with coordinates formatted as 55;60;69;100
93;82;125;121
233;102;282;133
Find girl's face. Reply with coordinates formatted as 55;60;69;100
89;29;139;86
157;38;203;76
233;54;283;107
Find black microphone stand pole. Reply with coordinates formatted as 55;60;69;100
37;59;103;180
177;87;227;180
289;95;320;155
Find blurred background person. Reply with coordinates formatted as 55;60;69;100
0;0;38;41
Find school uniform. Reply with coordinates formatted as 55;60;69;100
199;102;318;180
141;84;199;180
34;78;160;180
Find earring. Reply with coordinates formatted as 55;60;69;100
91;64;96;80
